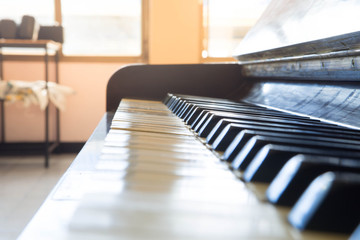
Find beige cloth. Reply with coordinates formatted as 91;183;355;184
0;80;75;111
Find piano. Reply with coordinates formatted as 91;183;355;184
19;0;360;239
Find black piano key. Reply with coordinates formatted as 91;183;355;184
211;123;252;151
175;94;239;106
187;108;219;126
197;113;221;136
173;100;186;114
221;128;360;161
176;99;257;113
174;101;188;116
231;134;360;173
288;172;360;234
207;117;360;146
198;112;319;139
207;119;299;146
181;105;195;121
209;119;340;152
168;97;181;111
242;144;360;183
196;106;323;135
191;111;222;131
180;98;258;122
193;111;212;132
191;103;310;119
183;98;307;122
185;107;203;125
223;128;258;162
234;142;296;177
186;103;312;128
164;93;176;104
189;102;266;112
177;100;211;118
179;104;195;119
350;224;360;240
266;154;360;206
231;136;272;171
163;94;175;106
191;110;216;130
182;99;252;121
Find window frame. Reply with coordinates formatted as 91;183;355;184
200;0;234;63
2;0;149;63
200;0;268;63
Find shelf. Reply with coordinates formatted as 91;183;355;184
0;39;61;167
0;39;61;50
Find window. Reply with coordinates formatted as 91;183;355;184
0;0;55;25
202;0;270;59
61;0;143;56
0;0;56;55
0;0;145;59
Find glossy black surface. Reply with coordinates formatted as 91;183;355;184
234;0;360;60
70;113;113;171
245;82;360;129
288;172;360;233
350;224;360;240
242;144;360;183
266;154;360;206
106;64;250;112
221;129;360;162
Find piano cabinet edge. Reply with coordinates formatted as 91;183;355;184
68;112;114;171
106;63;254;112
18;113;113;239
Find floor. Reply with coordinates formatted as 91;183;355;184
0;154;75;240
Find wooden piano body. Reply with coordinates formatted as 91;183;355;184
19;0;360;239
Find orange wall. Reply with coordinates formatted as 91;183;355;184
149;0;201;64
2;0;201;142
3;61;126;142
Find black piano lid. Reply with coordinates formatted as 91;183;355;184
232;0;360;81
227;0;360;129
233;0;360;63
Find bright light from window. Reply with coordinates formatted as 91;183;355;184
61;0;142;56
204;0;270;58
0;0;55;25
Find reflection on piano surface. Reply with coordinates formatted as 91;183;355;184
19;0;360;239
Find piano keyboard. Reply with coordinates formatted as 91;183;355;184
67;95;360;240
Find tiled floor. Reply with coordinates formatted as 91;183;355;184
0;154;75;240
